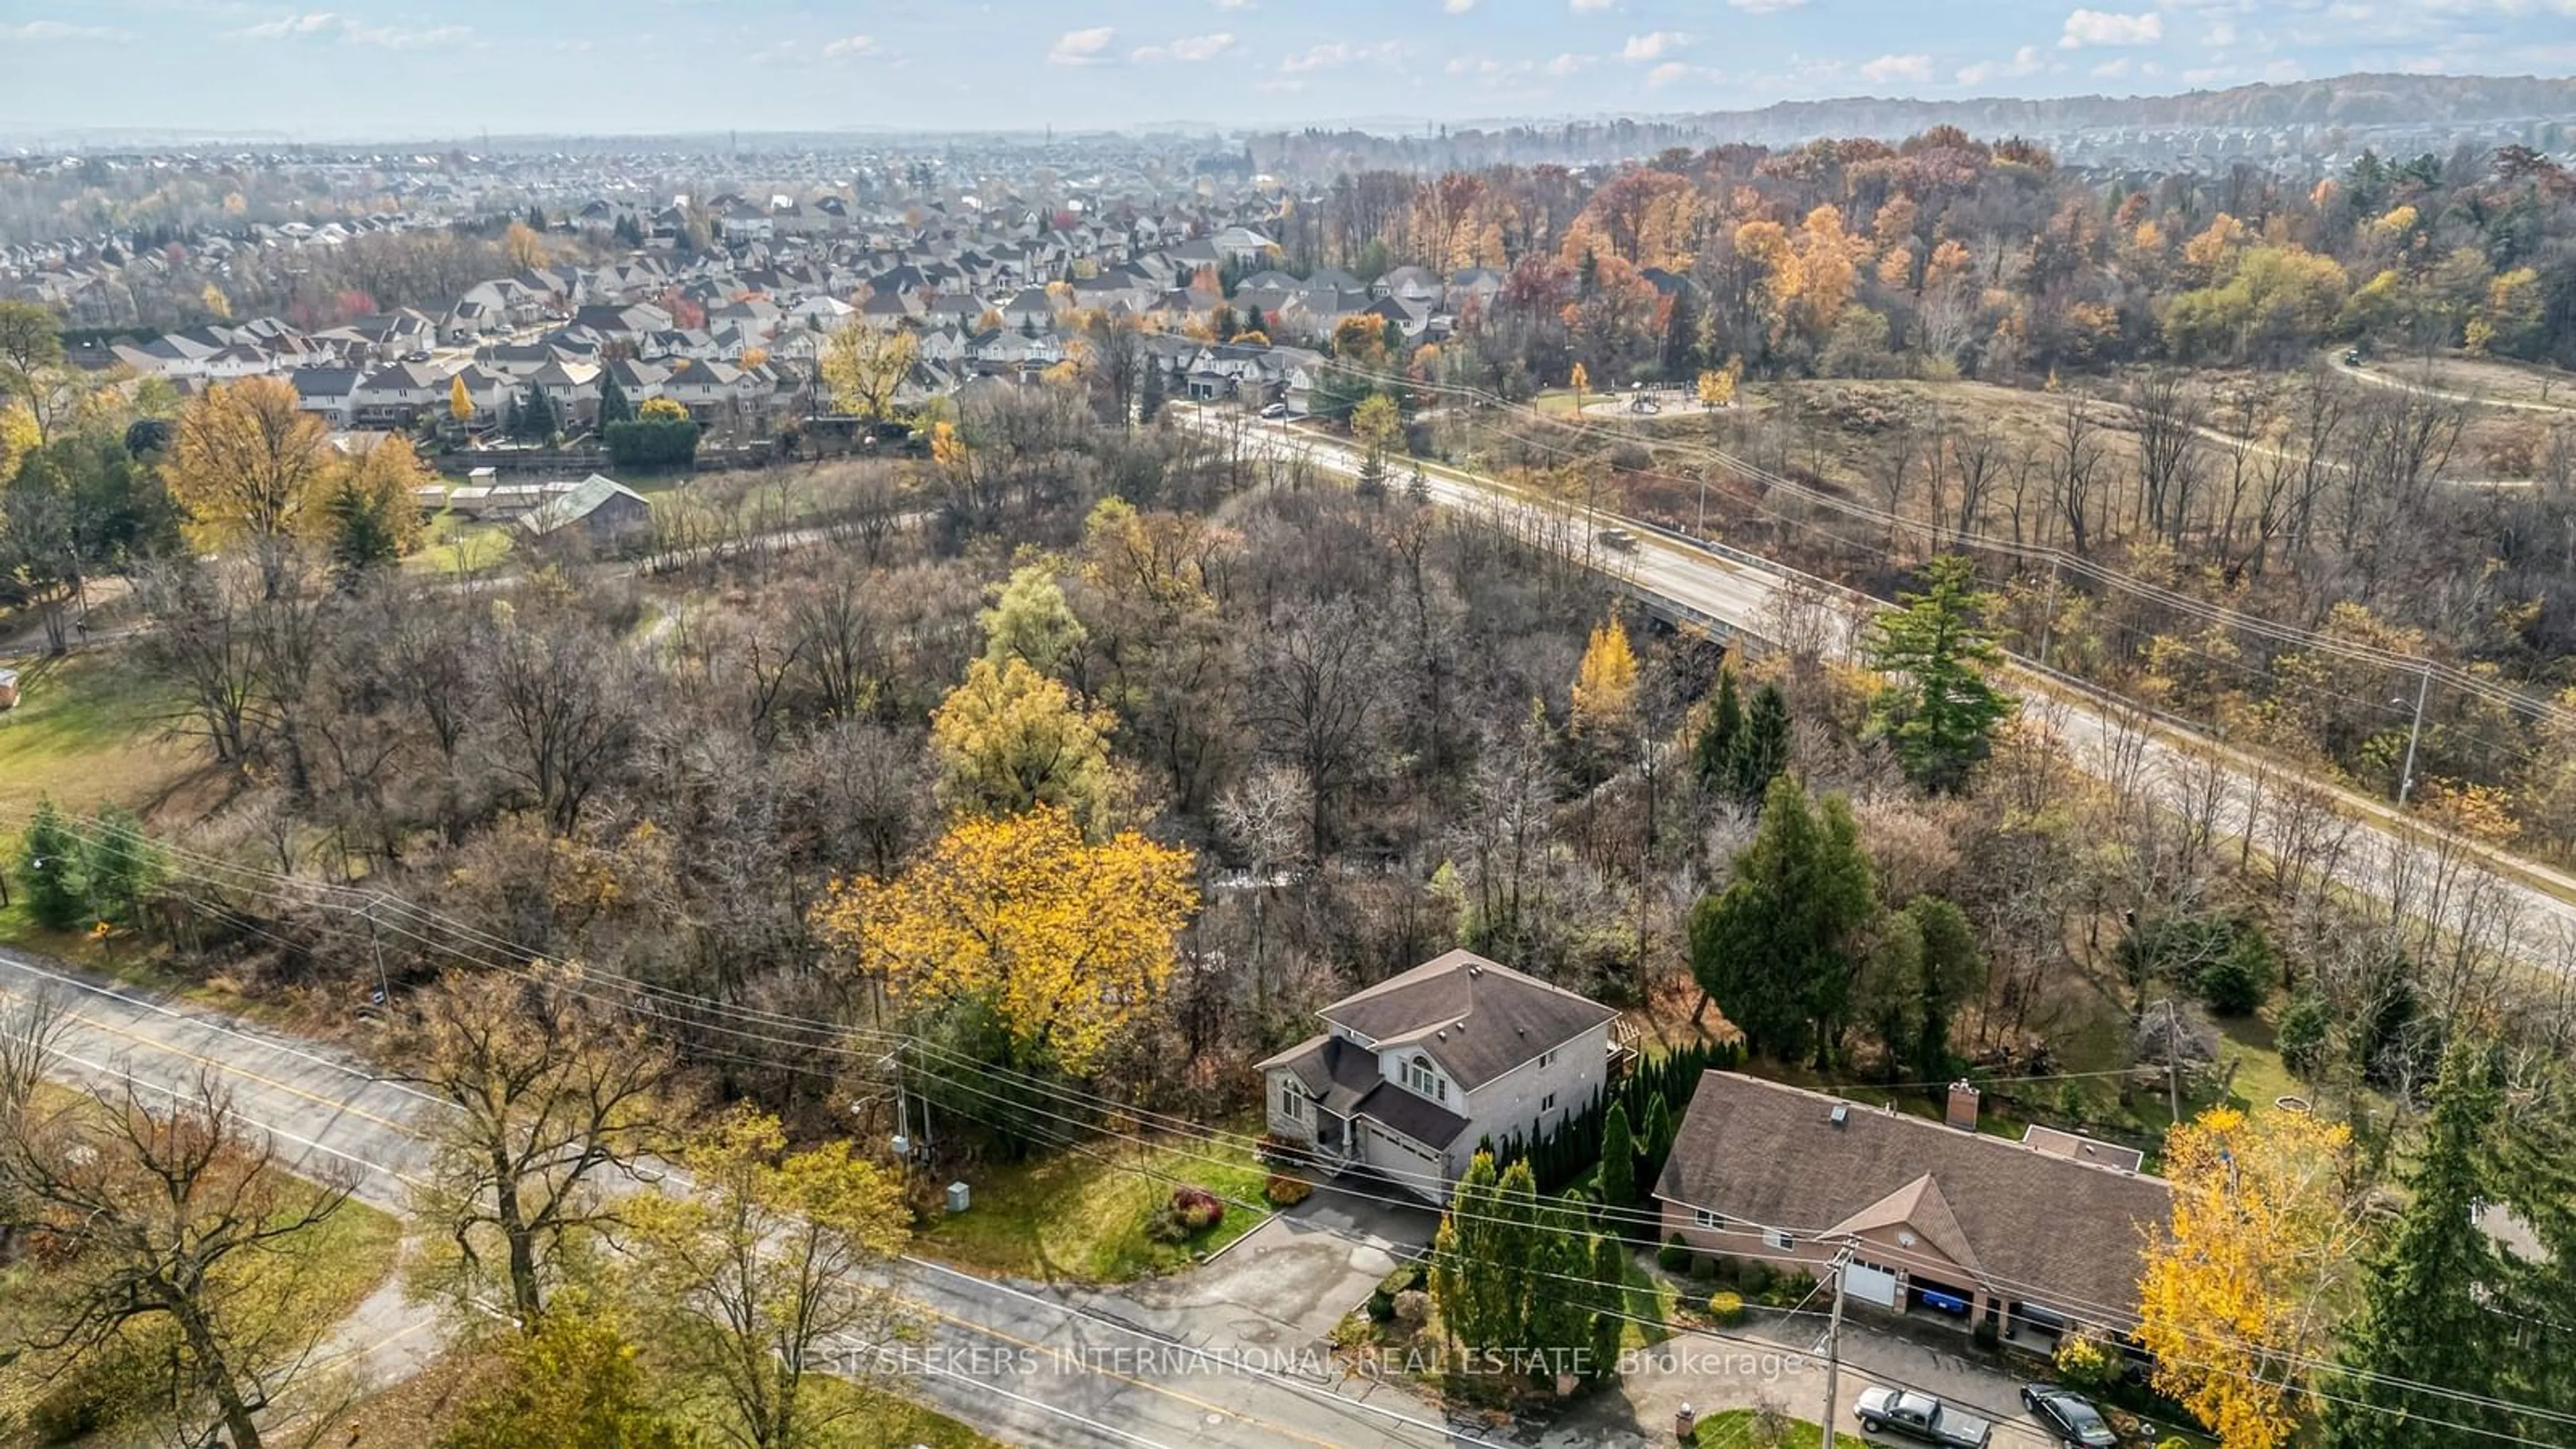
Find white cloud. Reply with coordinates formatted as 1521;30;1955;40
1546;50;1592;73
2202;19;2237;44
2;19;131;42
2092;55;2133;76
235;12;337;39
1644;60;1722;87
1283;40;1399;70
1859;52;1933;83
1047;25;1116;65
2060;9;2164;46
1215;0;1255;7
340;22;471;48
1569;0;1616;11
1955;43;2043;84
1726;0;1809;12
231;12;468;46
821;34;879;58
1445;0;1477;10
1132;32;1236;62
1620;30;1690;60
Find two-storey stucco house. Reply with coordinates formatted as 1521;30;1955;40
1256;950;1625;1201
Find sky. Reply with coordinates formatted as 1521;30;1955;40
3;0;2573;140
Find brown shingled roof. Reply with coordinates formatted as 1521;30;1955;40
1319;949;1617;1091
1654;1072;2171;1326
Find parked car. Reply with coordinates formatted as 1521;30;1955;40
1855;1388;1994;1448
2342;348;2365;366
1597;527;1638;551
405;350;433;363
2022;1384;2117;1447
1259;402;1287;419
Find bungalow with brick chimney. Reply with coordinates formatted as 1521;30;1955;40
1652;1072;2171;1342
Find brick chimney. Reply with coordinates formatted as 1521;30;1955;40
1945;1081;1980;1132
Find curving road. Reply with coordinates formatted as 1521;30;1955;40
1188;406;2576;971
0;945;1517;1449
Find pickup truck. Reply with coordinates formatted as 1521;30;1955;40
1854;1387;1994;1448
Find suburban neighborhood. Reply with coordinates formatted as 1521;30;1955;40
4;30;2576;1449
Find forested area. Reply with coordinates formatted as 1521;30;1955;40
1279;135;2576;855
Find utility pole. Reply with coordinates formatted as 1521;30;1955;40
2162;999;2182;1126
2036;555;2061;672
2396;663;2430;808
365;892;390;1008
1818;1241;1853;1449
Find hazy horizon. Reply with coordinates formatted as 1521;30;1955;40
5;0;2575;142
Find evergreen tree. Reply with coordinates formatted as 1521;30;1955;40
1432;1151;1508;1354
1597;1102;1638;1212
1406;462;1431;507
1687;775;1878;1065
1865;554;2015;793
80;807;161;928
1525;1195;1595;1382
1641;1092;1676;1187
513;381;557;442
2324;1038;2509;1448
1586;1232;1628;1379
1729;682;1792;804
1493;1160;1541;1352
323;477;401;588
1695;665;1742;791
1137;360;1167;424
596;368;633;427
1903;894;1985;1082
525;203;547;231
17;797;88;930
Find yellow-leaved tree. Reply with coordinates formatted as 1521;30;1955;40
818;323;918;421
1570;617;1638;736
2137;1107;2365;1449
449;374;474;423
1352;392;1402;460
811;806;1195;1074
1568;361;1589;401
929;655;1120;833
164;376;335;597
638;396;690;421
1695;358;1741;410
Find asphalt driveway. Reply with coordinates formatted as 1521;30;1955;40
1101;1170;1440;1352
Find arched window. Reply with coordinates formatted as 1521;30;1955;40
1403;1055;1446;1104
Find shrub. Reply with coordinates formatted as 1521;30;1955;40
1256;1132;1314;1167
2055;1329;2116;1390
602;415;698;470
1972;1318;2000;1352
1706;1291;1745;1326
1264;1174;1313;1208
1171;1186;1224;1232
1658;1234;1691;1272
2198;927;2275;1015
1688;1254;1719;1281
1738;1262;1774;1297
1392;1289;1430;1328
2277;994;2332;1076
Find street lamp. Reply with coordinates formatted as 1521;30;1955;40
2391;665;2430;808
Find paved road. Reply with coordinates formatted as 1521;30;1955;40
0;946;1512;1449
1188;407;2576;969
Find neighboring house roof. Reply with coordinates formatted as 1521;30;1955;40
1320;949;1618;1091
1655;1073;2172;1324
522;474;649;536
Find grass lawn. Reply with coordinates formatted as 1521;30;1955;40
919;1130;1272;1283
1689;1407;1870;1448
408;511;514;576
0;647;195;823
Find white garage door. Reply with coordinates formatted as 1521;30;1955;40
1842;1263;1900;1309
1364;1123;1445;1196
